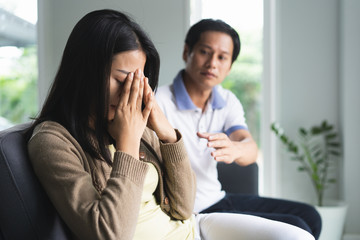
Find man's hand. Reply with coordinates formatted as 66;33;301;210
197;130;258;166
197;132;237;164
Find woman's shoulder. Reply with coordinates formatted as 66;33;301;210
31;121;69;139
32;120;66;133
28;121;88;166
29;121;79;149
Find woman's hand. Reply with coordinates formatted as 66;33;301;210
108;69;153;159
143;78;177;143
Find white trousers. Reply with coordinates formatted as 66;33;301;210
194;212;315;240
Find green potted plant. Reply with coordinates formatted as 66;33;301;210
271;120;347;240
271;120;340;206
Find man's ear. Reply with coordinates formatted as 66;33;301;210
182;44;189;62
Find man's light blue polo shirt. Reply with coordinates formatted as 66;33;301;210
156;70;248;212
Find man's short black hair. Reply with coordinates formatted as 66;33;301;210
185;19;241;63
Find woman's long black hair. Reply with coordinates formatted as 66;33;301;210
28;9;160;165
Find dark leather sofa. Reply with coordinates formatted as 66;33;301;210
0;123;258;240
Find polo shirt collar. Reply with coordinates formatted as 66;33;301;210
173;70;226;110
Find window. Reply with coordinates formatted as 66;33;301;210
0;0;38;130
190;0;264;192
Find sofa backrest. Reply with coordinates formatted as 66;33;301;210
217;161;259;195
0;123;71;240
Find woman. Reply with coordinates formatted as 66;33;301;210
27;9;315;240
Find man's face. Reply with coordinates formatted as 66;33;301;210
183;31;234;91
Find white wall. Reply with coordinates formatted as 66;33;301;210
341;0;360;236
37;0;188;105
276;0;340;203
272;0;360;237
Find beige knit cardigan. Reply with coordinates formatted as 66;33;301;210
28;121;196;240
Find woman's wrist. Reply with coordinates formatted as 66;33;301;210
158;128;177;143
116;141;140;159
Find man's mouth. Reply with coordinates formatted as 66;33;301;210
201;71;216;78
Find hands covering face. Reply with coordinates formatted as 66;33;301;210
108;69;177;159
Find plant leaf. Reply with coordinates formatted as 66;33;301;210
311;127;322;135
325;133;337;140
299;128;307;136
280;135;288;143
329;150;340;156
328;142;340;147
298;166;306;171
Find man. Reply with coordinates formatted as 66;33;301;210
156;19;321;239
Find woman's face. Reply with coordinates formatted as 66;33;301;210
108;49;146;121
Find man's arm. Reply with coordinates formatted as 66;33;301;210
197;129;258;166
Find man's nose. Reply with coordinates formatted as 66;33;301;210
206;54;217;68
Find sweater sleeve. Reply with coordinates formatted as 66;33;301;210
27;122;148;240
158;130;197;220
